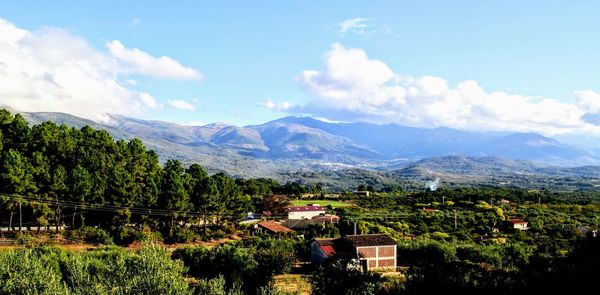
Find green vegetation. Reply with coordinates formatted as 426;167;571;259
0;109;316;243
3;108;600;294
320;188;600;294
173;238;299;293
0;242;296;295
0;245;191;295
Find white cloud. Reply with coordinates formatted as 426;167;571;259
107;40;202;81
168;99;195;111
574;90;600;114
338;18;392;38
296;43;600;136
0;18;201;123
262;99;293;111
139;92;157;109
339;18;369;34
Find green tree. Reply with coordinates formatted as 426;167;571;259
158;159;191;235
0;149;36;234
68;165;93;227
49;165;67;232
187;164;217;227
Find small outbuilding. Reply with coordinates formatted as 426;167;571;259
255;221;295;235
310;234;397;271
286;205;326;220
507;219;529;231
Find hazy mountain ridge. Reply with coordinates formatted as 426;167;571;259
12;110;600;185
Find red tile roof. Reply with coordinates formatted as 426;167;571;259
258;221;294;233
311;214;340;222
286;206;325;212
508;219;527;224
320;245;336;256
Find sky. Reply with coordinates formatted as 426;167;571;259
1;1;600;139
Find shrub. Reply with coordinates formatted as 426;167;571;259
61;244;192;294
195;276;243;295
67;226;113;245
165;226;198;244
116;227;163;245
310;255;381;295
0;248;69;295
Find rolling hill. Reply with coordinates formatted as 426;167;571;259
8;108;600;189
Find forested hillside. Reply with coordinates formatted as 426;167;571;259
0;109;317;242
3;108;600;295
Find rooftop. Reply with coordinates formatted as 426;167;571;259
311;214;340;222
345;234;397;247
314;238;336;246
320;245;336;256
258;221;294;233
286;206;325;212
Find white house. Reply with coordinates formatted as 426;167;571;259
286;204;325;220
507;219;529;230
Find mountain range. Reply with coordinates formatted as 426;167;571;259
10;108;600;189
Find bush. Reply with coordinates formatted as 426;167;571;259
173;238;299;293
116;227;163;245
0;248;69;295
67;226;113;245
165;226;198;244
310;255;381;295
195;276;243;295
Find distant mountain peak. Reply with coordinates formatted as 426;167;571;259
10;109;599;170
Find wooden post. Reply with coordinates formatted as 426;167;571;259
55;197;60;233
9;211;13;233
18;199;22;235
72;205;77;227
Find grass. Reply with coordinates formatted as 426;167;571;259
289;199;353;208
273;274;311;295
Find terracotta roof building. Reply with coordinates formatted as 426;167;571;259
286;205;325;220
311;214;340;223
310;234;397;271
256;221;295;234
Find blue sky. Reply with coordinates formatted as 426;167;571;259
1;1;600;137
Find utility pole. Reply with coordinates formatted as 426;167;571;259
55;197;60;233
72;205;77;227
353;220;357;235
454;211;458;231
18;198;22;235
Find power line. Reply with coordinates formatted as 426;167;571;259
0;194;250;218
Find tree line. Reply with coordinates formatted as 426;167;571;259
0;109;314;241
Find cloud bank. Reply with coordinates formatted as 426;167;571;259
291;43;600;136
0;18;200;123
107;40;201;81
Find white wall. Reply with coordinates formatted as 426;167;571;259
288;210;325;220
